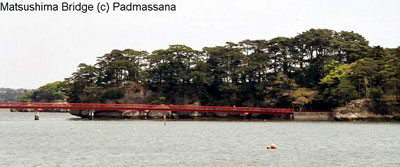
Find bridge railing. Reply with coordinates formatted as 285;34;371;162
0;102;294;115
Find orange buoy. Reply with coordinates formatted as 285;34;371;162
271;144;277;149
266;145;271;149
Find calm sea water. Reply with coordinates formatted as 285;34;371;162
0;110;399;167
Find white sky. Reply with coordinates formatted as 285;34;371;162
1;0;399;89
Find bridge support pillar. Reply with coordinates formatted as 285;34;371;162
88;110;95;120
142;110;150;120
242;112;249;119
34;111;40;121
192;112;200;119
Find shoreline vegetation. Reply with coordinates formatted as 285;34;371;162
4;29;400;121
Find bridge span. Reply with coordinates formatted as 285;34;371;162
0;102;294;115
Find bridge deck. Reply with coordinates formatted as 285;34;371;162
0;102;294;115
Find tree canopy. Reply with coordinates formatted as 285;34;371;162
22;81;67;102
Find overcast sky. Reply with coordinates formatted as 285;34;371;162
1;0;399;89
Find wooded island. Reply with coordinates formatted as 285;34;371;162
21;29;400;115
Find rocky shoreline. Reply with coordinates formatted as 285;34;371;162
333;99;400;121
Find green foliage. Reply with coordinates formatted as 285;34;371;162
20;91;34;102
350;57;381;98
336;79;359;104
321;63;350;85
379;49;400;103
0;88;32;102
97;49;147;86
320;45;399;107
25;81;67;102
264;72;297;107
146;45;206;104
65;63;99;103
320;63;359;106
291;88;319;110
332;31;369;63
369;87;384;102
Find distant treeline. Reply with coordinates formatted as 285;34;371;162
24;29;400;110
0;88;32;102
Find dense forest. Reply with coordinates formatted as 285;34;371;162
0;88;32;102
23;29;400;111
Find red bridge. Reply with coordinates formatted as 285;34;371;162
0;102;294;115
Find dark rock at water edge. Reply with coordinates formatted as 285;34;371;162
333;99;400;121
